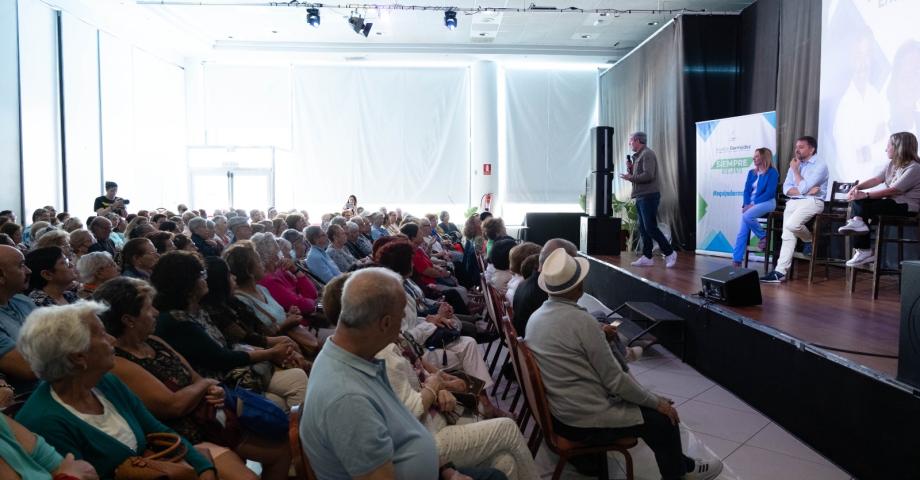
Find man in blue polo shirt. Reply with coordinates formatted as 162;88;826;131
0;245;38;392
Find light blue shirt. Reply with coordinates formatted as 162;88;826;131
300;339;438;479
306;246;341;284
0;294;36;357
782;154;829;199
371;226;389;241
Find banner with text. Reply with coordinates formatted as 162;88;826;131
696;111;777;256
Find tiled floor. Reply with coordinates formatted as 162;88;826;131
506;295;855;480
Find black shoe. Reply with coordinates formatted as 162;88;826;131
568;453;604;476
760;270;786;283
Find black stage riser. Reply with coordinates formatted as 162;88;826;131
582;255;920;479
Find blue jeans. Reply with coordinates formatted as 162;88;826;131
731;200;776;263
636;192;674;258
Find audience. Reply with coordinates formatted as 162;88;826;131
120;238;158;280
0;246;38;390
68;229;95;260
15;302;217;479
190;217;223;258
0;412;98;479
304;225;341;284
87;217;116;257
325;224;357;273
75;252;118;299
505;242;542;304
228;217;252;243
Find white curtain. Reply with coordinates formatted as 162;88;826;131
61;12;101;220
502;67;598;204
203;65;292;149
291;66;469;214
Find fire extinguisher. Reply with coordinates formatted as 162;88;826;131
480;193;494;213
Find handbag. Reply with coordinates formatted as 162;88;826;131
224;344;274;392
192;395;243;449
423;326;461;350
114;432;196;480
223;385;289;439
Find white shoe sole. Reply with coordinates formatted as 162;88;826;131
846;256;875;267
838;227;869;235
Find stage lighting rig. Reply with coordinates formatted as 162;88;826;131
444;10;457;30
348;12;373;37
306;7;320;27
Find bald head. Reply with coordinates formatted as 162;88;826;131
339;267;406;330
0;245;30;300
539;238;578;267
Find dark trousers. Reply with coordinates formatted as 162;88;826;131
851;198;909;249
553;406;692;480
636;192;674;258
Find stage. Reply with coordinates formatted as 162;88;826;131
580;251;919;479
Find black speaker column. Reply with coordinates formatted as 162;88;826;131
899;261;920;389
586;126;614;218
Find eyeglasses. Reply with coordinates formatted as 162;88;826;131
199;270;208;279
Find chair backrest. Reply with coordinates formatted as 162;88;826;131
827;181;858;214
289;405;319;480
513;338;563;453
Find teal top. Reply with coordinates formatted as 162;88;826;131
0;414;62;480
15;373;213;479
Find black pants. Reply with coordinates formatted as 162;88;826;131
851;198;910;249
553;407;693;480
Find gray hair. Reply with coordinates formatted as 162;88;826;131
330;216;347;227
188;216;208;233
338;268;404;329
76;252;114;283
539;238;578;266
281;228;304;245
345;221;359;234
251;232;281;267
18;301;108;382
33;228;69;250
370;212;384;227
439;211;450;222
305;225;325;245
630;131;648;145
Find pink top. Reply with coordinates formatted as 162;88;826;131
258;269;318;315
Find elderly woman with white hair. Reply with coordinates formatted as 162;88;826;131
68;229;96;261
75;252;119;299
189;217;222;258
14;302;218;479
33;228;73;261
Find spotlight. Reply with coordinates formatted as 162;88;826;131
306;8;320;27
444;10;458;30
349;14;373;37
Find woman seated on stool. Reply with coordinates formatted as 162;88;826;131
839;131;920;266
732;147;779;266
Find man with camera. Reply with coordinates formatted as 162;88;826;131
93;181;129;216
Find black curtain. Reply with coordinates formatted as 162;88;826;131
738;0;780;115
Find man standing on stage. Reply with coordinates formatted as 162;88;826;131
760;136;829;283
620;131;678;268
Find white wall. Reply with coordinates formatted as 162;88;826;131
0;0;22;220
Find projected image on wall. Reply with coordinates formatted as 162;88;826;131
819;0;920;186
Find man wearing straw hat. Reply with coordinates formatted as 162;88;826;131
526;248;722;480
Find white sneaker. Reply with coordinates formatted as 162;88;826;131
631;256;655;267
846;249;875;266
665;251;678;268
684;457;723;480
838;218;869;234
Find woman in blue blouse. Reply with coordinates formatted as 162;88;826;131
733;148;779;266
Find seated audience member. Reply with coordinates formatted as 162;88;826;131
23;209;51;246
527;248;722;479
93;278;290;480
189;217;222;258
375;241;496;399
732;147;779;266
75;252;118;299
0;233;13;247
251;233;318;315
284;213;308;232
150;213;167;228
482;217;511;258
159;220;180;234
305;225;342;284
224;243;320;356
150;251;305;412
177;204;189;215
354;216;376;255
212;215;231;247
27;221;50;249
321;273;533;479
201;258;306;366
0;412;98;480
0;210;16;224
123;215;148;239
147;231;177;254
838;131;920;266
62;217;83;233
761;136;829;283
172;234;197;252
68;229;96;260
15;302;217;479
300;268;504;480
25;247;77;307
370;212;389;241
485;238;517;296
512;239;574;336
420;218;462;265
0;246;38;390
33;228;72;260
127;223;156;240
280;229;325;292
326;224;358;272
250;223;265;234
401;223;469;307
106;214;127;250
87;217;117;257
228;217;252;243
505;242;542;304
120;238;159;281
0;223;27;254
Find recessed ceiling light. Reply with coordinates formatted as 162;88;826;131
375;31;384;35
479;32;488;36
648;21;659;26
581;34;592;39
